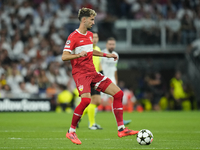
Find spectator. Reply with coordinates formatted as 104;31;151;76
34;16;50;36
170;71;191;110
1;84;12;98
116;0;133;18
46;61;68;85
0;49;12;66
92;6;107;23
46;82;59;98
20;18;35;43
27;37;38;58
81;0;93;9
21;62;33;81
56;4;72;22
132;2;146;20
13;81;29;94
0;36;12;58
176;1;193;20
25;76;39;95
0;63;5;77
11;33;24;60
19;47;31;62
18;1;34;22
6;66;24;91
166;11;181;44
140;13;159;45
0;73;7;87
51;12;66;30
180;13;196;45
90;0;107;13
144;72;166;111
37;68;50;94
161;0;177;18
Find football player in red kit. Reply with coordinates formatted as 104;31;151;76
62;7;139;145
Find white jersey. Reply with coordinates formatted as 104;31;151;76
101;49;119;85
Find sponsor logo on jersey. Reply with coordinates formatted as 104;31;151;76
66;40;71;45
65;45;70;48
78;85;84;91
89;36;92;42
80;40;84;42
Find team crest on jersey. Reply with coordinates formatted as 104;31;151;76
89;36;92;42
66;40;71;45
78;85;84;91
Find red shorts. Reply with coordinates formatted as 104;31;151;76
73;72;112;96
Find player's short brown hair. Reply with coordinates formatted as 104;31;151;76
106;37;116;43
78;7;97;21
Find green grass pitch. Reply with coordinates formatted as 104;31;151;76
0;111;200;150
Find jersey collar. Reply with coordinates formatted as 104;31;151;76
76;29;87;35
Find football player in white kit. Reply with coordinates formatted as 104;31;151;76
101;37;131;125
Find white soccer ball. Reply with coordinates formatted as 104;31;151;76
136;129;153;145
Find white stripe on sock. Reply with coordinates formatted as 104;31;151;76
69;127;76;133
113;108;123;110
74;113;82;117
118;125;125;130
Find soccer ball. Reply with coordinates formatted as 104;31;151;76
136;129;153;145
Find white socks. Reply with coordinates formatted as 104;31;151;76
118;125;125;130
69;127;76;133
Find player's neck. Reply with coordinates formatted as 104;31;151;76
77;26;87;35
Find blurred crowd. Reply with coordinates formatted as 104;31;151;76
134;70;196;111
0;0;83;99
0;0;199;111
112;0;200;45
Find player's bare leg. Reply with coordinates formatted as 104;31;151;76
104;83;139;137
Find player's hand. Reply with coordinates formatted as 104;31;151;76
78;51;87;57
106;53;118;61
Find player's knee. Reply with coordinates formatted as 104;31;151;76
113;90;123;108
80;98;91;108
113;90;124;100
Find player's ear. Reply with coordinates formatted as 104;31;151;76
82;17;86;23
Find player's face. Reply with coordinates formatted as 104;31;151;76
175;71;181;79
85;15;95;30
93;33;99;45
106;40;116;53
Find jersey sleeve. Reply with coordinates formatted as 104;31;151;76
63;36;75;53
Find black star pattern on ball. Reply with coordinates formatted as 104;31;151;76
141;130;146;133
141;136;145;141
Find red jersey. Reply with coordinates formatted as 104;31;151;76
63;29;96;77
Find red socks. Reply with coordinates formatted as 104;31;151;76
113;90;124;126
71;98;91;129
70;90;124;129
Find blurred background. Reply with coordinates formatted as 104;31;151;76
0;0;200;112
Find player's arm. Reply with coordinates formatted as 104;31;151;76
62;51;87;61
99;63;104;74
115;70;118;85
114;53;119;85
93;49;118;61
99;63;102;71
